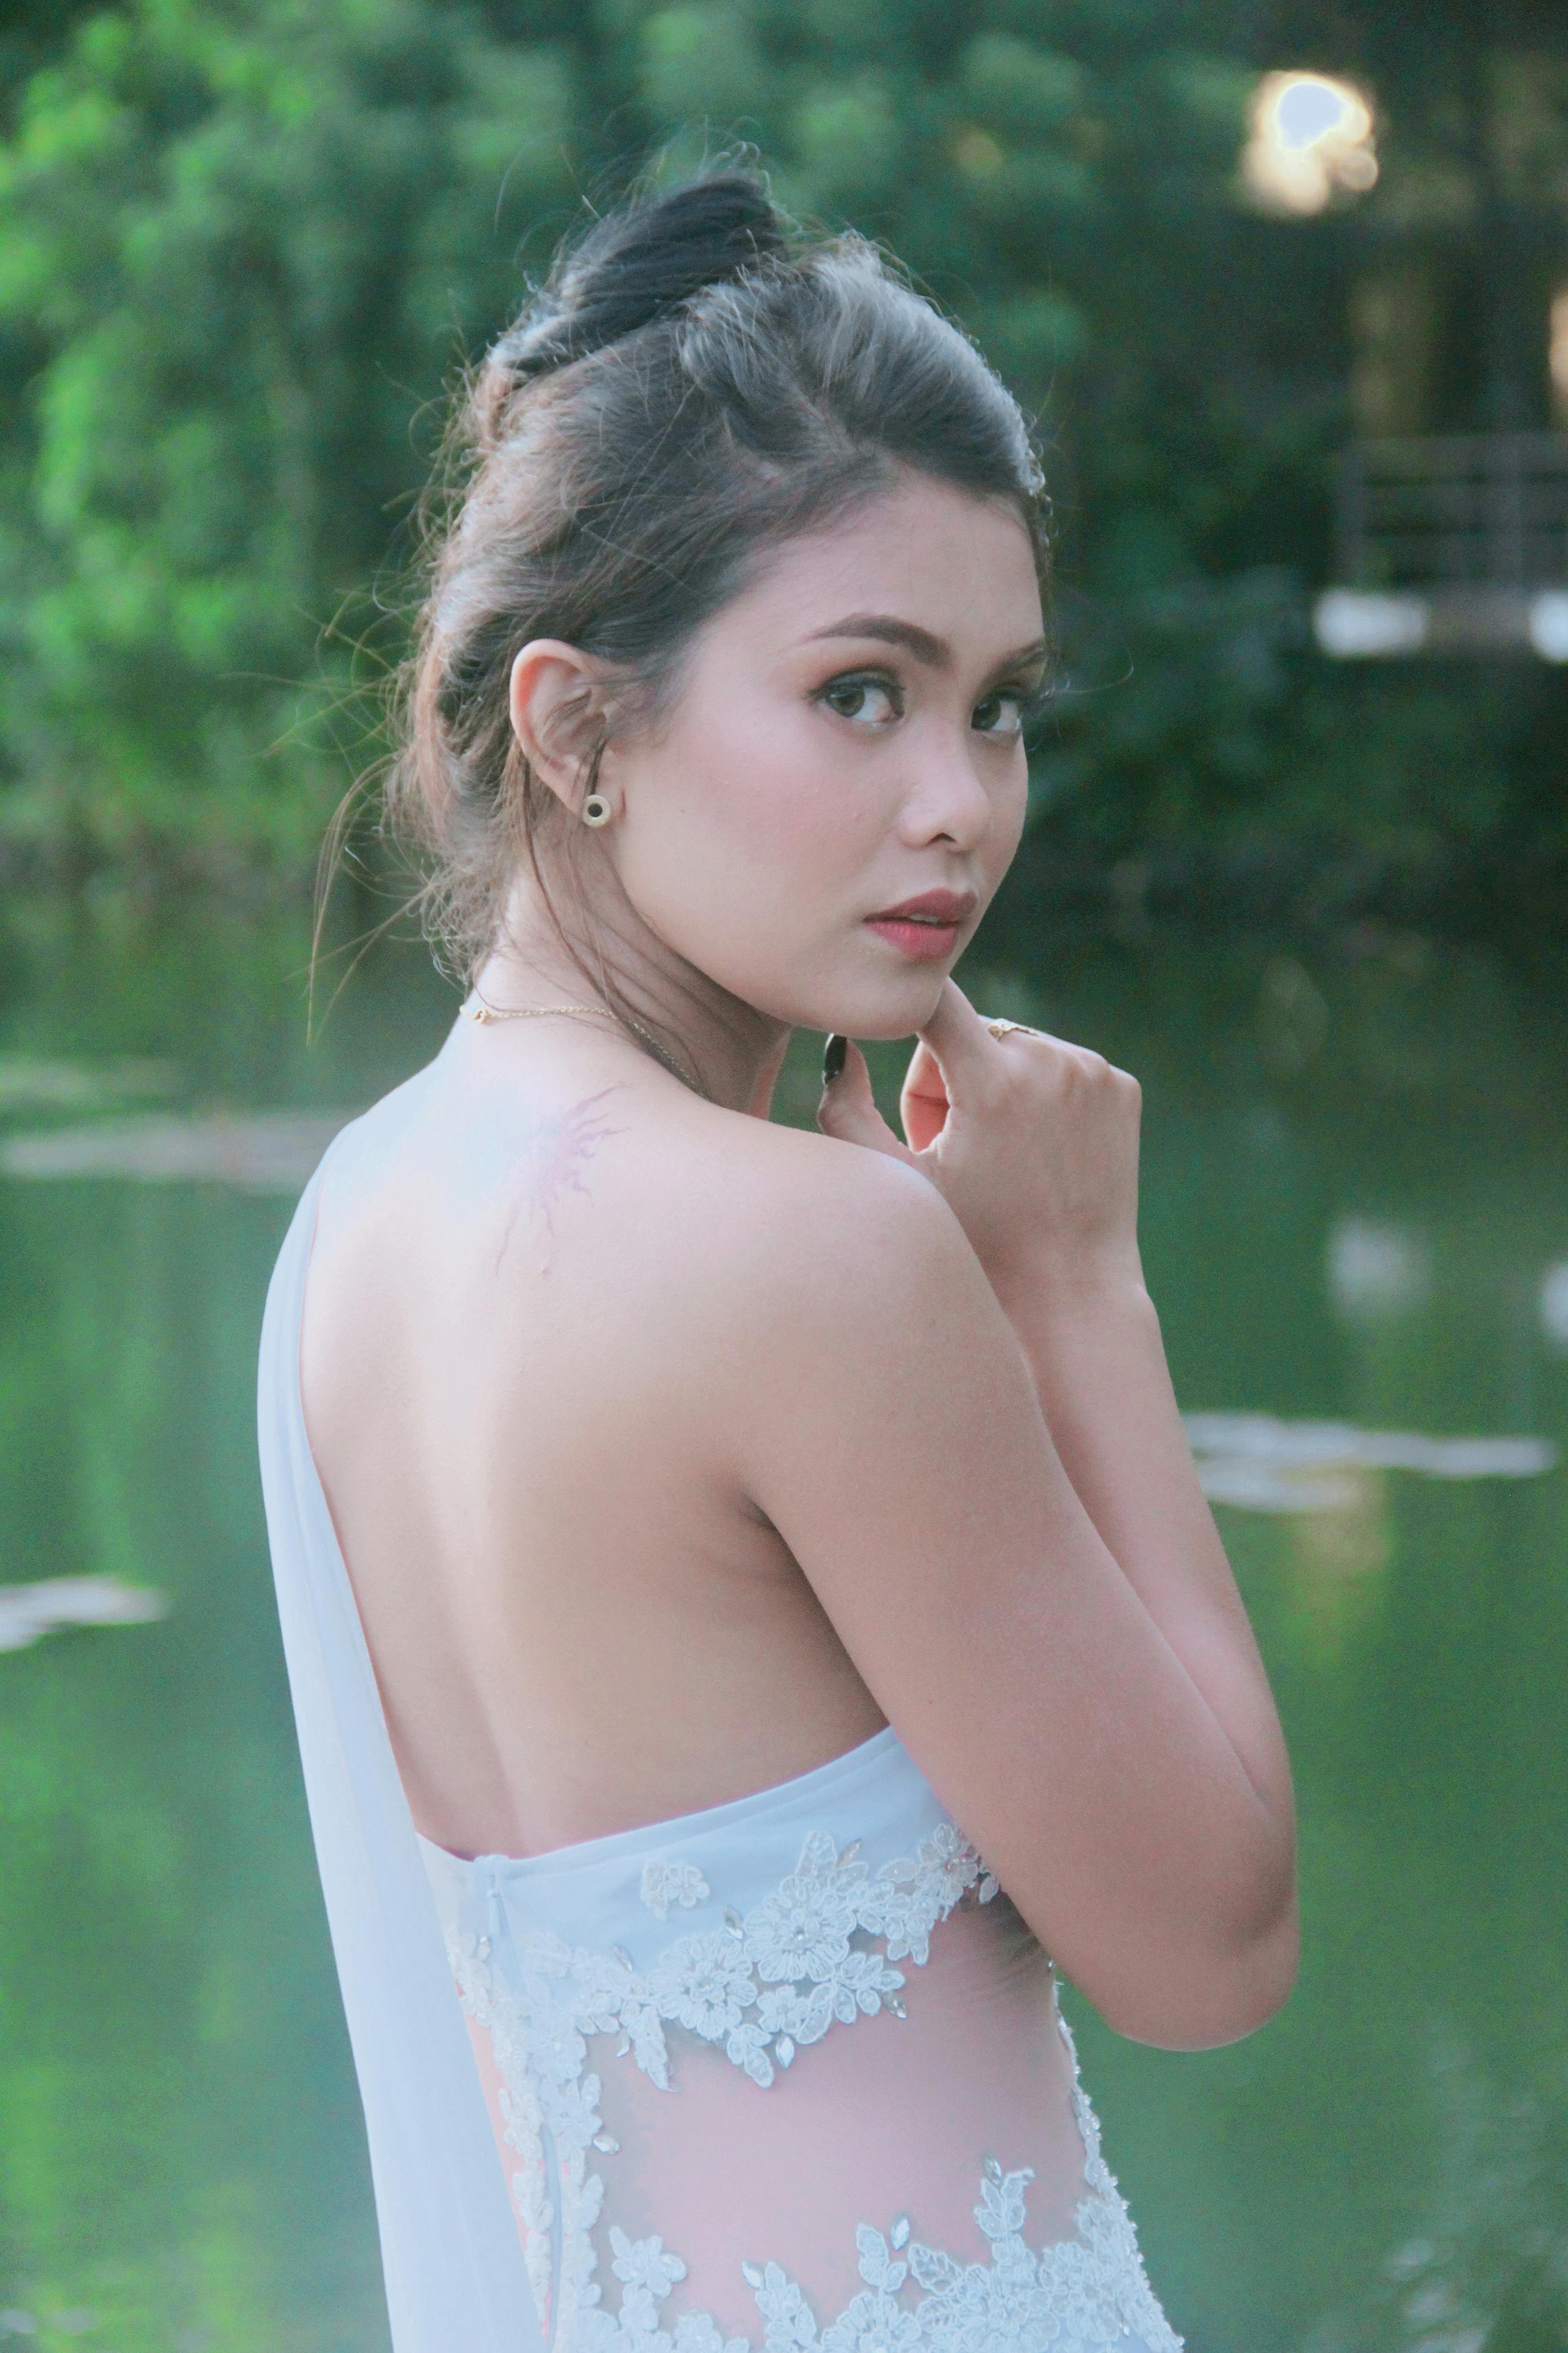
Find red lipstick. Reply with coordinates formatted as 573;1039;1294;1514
863;889;977;963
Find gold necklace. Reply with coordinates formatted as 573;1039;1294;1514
465;992;710;1100
465;997;604;1025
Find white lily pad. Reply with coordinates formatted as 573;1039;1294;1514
0;1576;168;1654
1185;1412;1555;1513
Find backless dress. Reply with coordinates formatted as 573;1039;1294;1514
257;1115;1183;2353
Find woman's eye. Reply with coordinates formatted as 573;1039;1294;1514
972;690;1025;738
821;676;900;726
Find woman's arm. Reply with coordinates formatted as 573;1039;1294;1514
1005;1280;1294;1856
822;986;1295;1873
732;984;1299;2050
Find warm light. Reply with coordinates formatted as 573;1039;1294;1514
1542;1262;1568;1351
1242;71;1378;215
1550;290;1568;425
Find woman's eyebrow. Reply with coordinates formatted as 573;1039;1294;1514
806;613;948;664
983;636;1049;678
805;614;1048;675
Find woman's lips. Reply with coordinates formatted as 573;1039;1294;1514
864;916;963;961
863;890;976;962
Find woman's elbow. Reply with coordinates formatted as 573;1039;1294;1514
1097;1892;1301;2051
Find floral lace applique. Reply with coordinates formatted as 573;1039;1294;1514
553;2138;1179;2353
640;1859;712;1919
444;1824;1178;2353
446;1926;559;2339
743;2121;1180;2353
462;1823;999;2099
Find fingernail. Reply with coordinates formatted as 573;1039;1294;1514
822;1033;848;1085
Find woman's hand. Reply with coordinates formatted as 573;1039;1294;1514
817;981;1145;1309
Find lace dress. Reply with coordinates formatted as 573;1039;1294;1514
257;1131;1182;2353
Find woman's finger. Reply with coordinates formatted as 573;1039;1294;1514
913;979;1003;1099
900;1040;949;1154
817;1039;916;1165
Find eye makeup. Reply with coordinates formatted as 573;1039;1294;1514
810;651;1049;742
815;669;905;724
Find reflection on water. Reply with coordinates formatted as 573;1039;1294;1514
1326;1216;1432;1324
1;902;1565;2352
1279;1463;1392;1662
1255;954;1331;1076
1314;2028;1568;2352
2;1110;356;1190
1540;1262;1568;1352
1;2305;98;2340
0;1057;181;1113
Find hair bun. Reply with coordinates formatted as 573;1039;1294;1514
509;173;786;381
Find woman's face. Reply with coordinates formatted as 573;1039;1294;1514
561;472;1045;1040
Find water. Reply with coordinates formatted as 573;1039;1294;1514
2;894;1565;2353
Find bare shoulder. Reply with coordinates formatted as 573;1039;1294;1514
652;1101;990;1332
723;1107;945;1234
616;1105;1027;1471
311;1064;445;1225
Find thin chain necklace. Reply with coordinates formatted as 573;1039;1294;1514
464;990;710;1100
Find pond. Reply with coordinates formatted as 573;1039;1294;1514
2;890;1565;2353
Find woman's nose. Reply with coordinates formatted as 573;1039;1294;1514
897;731;995;850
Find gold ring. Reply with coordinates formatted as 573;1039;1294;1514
986;1017;1038;1040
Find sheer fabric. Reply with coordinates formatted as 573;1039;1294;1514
258;1135;1181;2353
258;1152;539;2352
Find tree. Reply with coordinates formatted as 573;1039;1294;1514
0;0;1564;927
0;0;585;874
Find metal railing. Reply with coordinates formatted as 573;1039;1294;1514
1337;433;1568;589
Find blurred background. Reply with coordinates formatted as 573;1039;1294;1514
2;3;1567;2349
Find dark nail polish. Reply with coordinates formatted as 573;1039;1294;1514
822;1033;848;1086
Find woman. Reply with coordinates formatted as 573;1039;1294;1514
258;171;1297;2353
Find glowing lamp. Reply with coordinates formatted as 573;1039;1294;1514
1242;71;1377;215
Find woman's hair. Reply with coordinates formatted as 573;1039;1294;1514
357;165;1049;990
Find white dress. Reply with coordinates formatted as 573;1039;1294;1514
258;1132;1183;2353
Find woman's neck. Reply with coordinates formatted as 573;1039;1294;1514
480;865;793;1118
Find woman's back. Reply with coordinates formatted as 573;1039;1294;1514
299;1025;890;1864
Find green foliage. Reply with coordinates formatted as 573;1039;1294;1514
0;0;1562;922
0;0;585;873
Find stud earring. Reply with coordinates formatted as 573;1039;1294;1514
581;792;612;827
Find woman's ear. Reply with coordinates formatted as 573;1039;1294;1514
509;640;613;819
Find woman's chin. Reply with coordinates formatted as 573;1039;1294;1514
741;954;952;1042
811;978;951;1043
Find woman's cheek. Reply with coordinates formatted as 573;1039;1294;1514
725;746;889;877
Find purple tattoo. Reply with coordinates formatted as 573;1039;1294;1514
496;1088;624;1266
